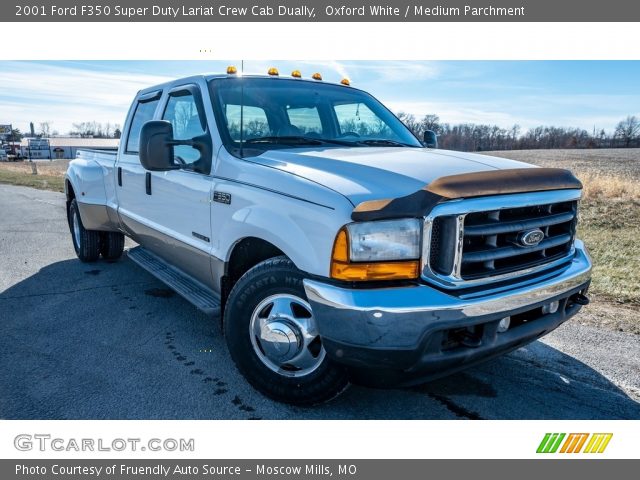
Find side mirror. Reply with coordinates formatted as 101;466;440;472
423;130;438;149
139;120;179;171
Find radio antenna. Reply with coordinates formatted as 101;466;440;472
239;60;244;158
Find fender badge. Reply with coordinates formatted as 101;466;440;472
213;191;231;205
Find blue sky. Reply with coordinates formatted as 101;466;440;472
1;60;639;135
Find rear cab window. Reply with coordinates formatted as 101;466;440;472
286;106;323;135
224;105;270;141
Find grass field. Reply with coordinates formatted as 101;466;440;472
0;160;67;192
483;149;640;311
2;150;639;331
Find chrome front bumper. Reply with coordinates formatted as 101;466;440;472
303;240;592;381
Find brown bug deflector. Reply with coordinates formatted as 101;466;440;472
351;168;583;222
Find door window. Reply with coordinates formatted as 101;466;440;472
163;92;206;165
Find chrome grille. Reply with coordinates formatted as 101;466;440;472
460;201;577;280
422;190;581;289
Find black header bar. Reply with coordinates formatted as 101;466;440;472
6;0;640;22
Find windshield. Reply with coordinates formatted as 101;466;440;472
209;77;422;156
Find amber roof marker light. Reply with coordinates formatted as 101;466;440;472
340;78;351;86
268;67;279;76
312;72;323;81
291;70;302;78
226;65;237;75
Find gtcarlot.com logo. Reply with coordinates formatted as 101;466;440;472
536;433;613;454
14;434;195;452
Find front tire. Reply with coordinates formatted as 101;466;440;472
67;199;100;262
224;256;349;405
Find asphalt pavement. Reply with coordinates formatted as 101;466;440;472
1;184;639;419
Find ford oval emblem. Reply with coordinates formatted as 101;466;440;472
518;228;545;247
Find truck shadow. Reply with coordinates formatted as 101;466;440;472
1;257;639;420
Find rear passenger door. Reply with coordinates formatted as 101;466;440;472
115;90;161;238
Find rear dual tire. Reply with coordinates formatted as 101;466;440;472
100;231;125;260
67;199;124;262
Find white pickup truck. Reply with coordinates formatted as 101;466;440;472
65;70;592;405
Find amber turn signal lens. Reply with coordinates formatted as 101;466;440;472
331;260;420;281
226;65;237;74
330;227;419;281
331;229;349;262
267;67;279;76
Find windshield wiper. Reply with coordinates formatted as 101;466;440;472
315;137;360;146
358;139;416;147
244;136;323;145
243;136;358;147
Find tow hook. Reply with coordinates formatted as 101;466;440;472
571;293;590;306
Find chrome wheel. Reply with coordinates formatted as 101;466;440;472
72;209;81;247
249;293;325;377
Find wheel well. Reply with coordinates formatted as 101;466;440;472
65;179;76;199
222;237;285;306
65;180;76;212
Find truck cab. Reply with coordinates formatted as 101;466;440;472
65;69;592;405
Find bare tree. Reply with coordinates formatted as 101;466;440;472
38;121;52;137
510;125;520;148
420;114;441;133
614;116;640;148
396;112;420;135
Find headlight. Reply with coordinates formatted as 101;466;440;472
347;219;421;261
331;219;422;281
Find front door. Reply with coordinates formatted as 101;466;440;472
142;84;214;287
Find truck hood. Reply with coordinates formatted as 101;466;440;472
248;147;535;205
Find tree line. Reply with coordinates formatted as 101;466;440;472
5;115;640;151
396;113;640;151
6;121;122;141
69;121;122;139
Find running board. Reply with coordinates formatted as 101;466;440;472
127;246;221;316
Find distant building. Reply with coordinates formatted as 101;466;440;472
19;137;119;159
